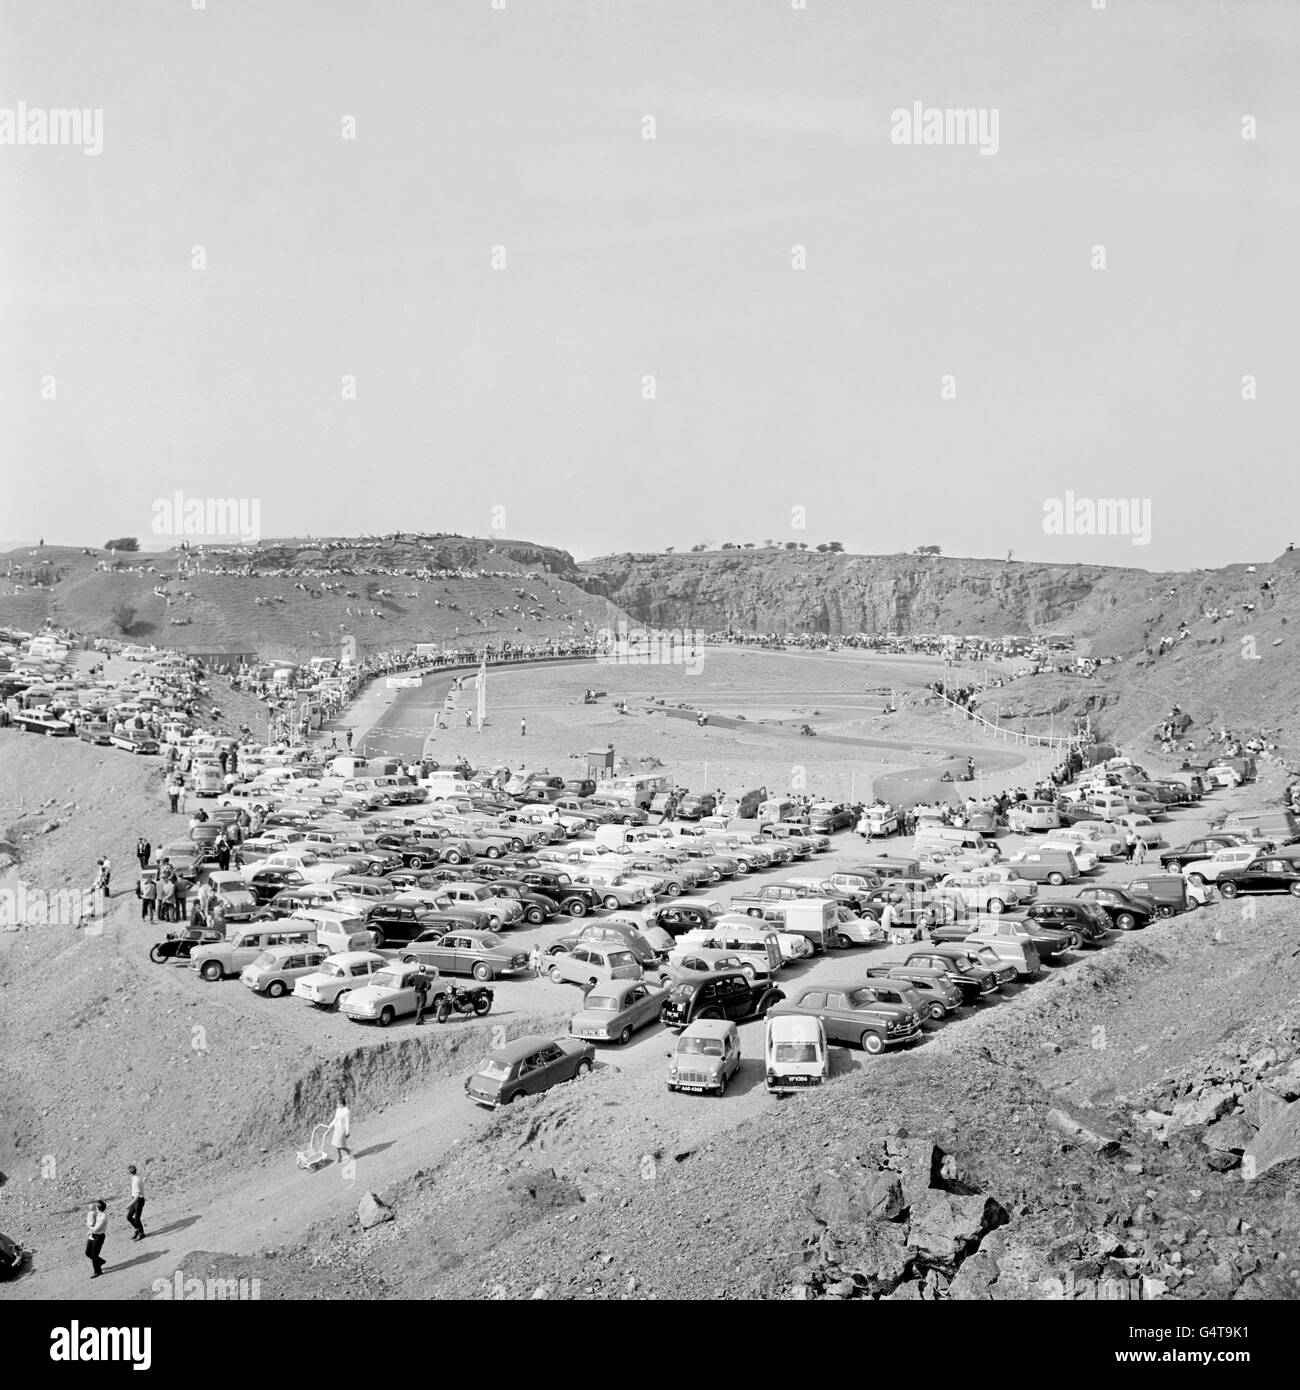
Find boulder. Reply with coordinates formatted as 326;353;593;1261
1203;1114;1253;1155
841;1220;911;1296
906;1191;1008;1269
862;1171;906;1221
1242;1099;1300;1180
357;1190;394;1229
1171;1084;1235;1128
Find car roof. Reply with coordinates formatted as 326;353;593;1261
489;1033;564;1062
680;1018;736;1038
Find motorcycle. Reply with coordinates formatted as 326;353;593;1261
435;983;494;1023
148;924;223;964
799;724;817;737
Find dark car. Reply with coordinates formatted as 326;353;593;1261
485;879;559;924
1024;901;1114;948
245;866;310;905
1074;885;1157;931
364;901;463;948
930;914;1077;959
863;963;964;1021
676;793;718;821
465;1034;595;1108
658;969;783;1031
809;802;855;833
328;850;403;879
1217;856;1300;899
1057;801;1102;825
1158;835;1249;871
652;903;721;937
384;866;471;892
512;869;602;918
769;981;923;1055
904;946;1001;1001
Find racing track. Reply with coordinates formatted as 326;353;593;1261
351;653;1028;782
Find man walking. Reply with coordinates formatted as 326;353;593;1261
85;1200;108;1278
412;968;430;1026
125;1165;146;1241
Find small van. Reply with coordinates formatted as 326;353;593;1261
192;764;226;798
240;942;332;997
285;909;374;955
857;856;923;881
764;1014;829;1094
758;798;797;824
671;925;782;983
718;788;767;821
914;831;998;866
1222;810;1297;844
1008;847;1079;885
1086;792;1130;822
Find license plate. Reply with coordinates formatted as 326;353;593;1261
678;1084;707;1093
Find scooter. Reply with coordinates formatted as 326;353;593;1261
148;924;223;964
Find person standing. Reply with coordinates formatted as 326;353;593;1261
412;969;430;1026
215;835;231;871
85;1200;107;1278
880;898;901;941
99;857;111;897
136;837;151;870
1133;836;1148;866
125;1165;146;1241
139;874;156;921
529;944;545;979
520;717;527;737
156;871;175;924
1125;829;1138;863
329;1095;352;1167
167;780;181;814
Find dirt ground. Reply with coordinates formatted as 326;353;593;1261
3;651;1298;1302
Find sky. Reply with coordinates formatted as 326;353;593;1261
1;0;1297;570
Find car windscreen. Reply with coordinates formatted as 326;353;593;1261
607;952;636;969
476;1059;512;1081
774;1042;819;1063
370;970;402;989
678;1037;723;1057
249;952;276;970
320;962;346;979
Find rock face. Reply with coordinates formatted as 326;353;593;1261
580;552;1168;637
358;1190;394;1229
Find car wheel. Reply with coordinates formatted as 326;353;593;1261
621;816;635;825
574;1059;592;1078
333;990;351;1011
716;1074;727;1098
487;915;501;930
444;850;463;865
377;1006;395;1027
1289;882;1300;898
618;1025;634;1045
567;899;587;917
1219;881;1239;898
472;962;492;983
408;854;426;870
861;1031;885;1055
201;961;222;982
501;1090;519;1106
1046;872;1065;887
603;895;620;911
525;906;544;925
1157;904;1175;918
988;898;1006;914
266;980;286;998
928;1002;945;1022
665;882;681;897
1116;912;1136;930
486;845;502;860
698;1008;722;1021
836;932;853;950
549;964;564;983
369;929;386;949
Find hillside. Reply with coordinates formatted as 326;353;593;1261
581;548;1300;755
0;536;625;662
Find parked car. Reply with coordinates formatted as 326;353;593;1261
567;980;668;1045
1006;847;1079;886
240;943;331;997
1158;835;1249;871
464;1035;595;1108
769;980;923;1054
1183;846;1261;885
1216;855;1300;898
397;929;529;981
667;1019;741;1095
764;1014;830;1093
658;970;783;1031
1114;815;1164;848
548;944;643;989
341;962;458;1027
292;950;390;1009
862;963;963;1021
903;946;1001;1002
1125;873;1193;917
548;921;662;969
1006;801;1061;833
1074;885;1156;930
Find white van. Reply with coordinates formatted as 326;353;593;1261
286;908;377;956
672;924;783;982
765;1014;830;1093
1087;792;1130;822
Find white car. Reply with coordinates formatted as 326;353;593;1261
1054;826;1125;860
1184;846;1261;885
1041;840;1099;874
774;930;815;962
238;850;340;884
1114;815;1164;847
293;950;390;1009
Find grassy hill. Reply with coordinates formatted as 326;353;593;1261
0;536;625;662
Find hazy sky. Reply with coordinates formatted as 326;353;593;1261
2;0;1297;569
